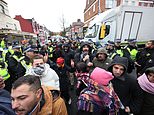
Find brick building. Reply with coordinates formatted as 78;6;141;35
84;0;121;27
14;15;50;45
14;15;39;34
84;0;154;27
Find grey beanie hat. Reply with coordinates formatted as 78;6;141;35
97;48;107;55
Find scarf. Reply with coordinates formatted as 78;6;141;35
76;72;89;89
77;77;124;115
138;73;154;94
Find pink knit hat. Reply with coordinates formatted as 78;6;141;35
90;67;114;85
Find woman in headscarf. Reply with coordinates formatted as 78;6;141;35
137;66;154;115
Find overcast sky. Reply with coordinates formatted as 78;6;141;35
5;0;86;32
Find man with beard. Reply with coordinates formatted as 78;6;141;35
11;75;67;115
26;55;60;90
92;47;112;70
74;42;94;67
135;40;154;76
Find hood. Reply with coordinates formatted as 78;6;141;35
0;89;16;115
138;73;154;94
96;47;108;58
80;41;92;53
90;67;114;85
108;56;128;75
145;67;154;75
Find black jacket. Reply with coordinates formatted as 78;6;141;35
74;42;94;65
108;56;143;115
137;90;154;115
8;53;26;84
0;89;16;115
136;48;154;75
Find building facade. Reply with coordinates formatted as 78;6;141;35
0;0;21;31
14;15;50;45
66;19;84;39
84;0;154;27
0;0;23;42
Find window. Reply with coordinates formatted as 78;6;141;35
0;5;5;14
131;0;136;6
93;5;95;12
89;11;90;15
14;24;17;30
88;0;89;4
106;0;116;8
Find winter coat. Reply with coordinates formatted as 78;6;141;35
92;58;112;70
74;42;94;65
137;71;154;115
136;48;154;75
138;91;154;115
77;67;123;115
108;56;143;115
26;63;60;90
38;86;67;115
92;48;112;70
0;89;16;115
8;53;26;84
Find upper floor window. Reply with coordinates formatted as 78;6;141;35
105;0;116;8
93;4;95;12
0;5;5;14
88;0;89;4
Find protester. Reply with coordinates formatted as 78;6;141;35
52;57;75;104
135;40;154;76
11;75;67;115
137;67;154;115
92;47;112;70
75;62;90;96
26;55;60;90
74;42;94;67
108;56;143;115
77;67;123;115
0;77;16;115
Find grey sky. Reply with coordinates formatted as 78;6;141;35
5;0;86;32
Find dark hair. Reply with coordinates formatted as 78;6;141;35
149;40;154;45
76;62;88;73
12;75;41;92
145;66;154;75
32;55;44;64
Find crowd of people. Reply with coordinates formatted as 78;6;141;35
0;37;153;115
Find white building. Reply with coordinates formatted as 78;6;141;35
0;0;21;31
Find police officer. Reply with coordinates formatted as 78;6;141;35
4;41;14;62
0;47;11;92
135;40;154;76
47;40;54;61
7;42;26;91
111;39;124;59
125;39;138;61
0;48;10;81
